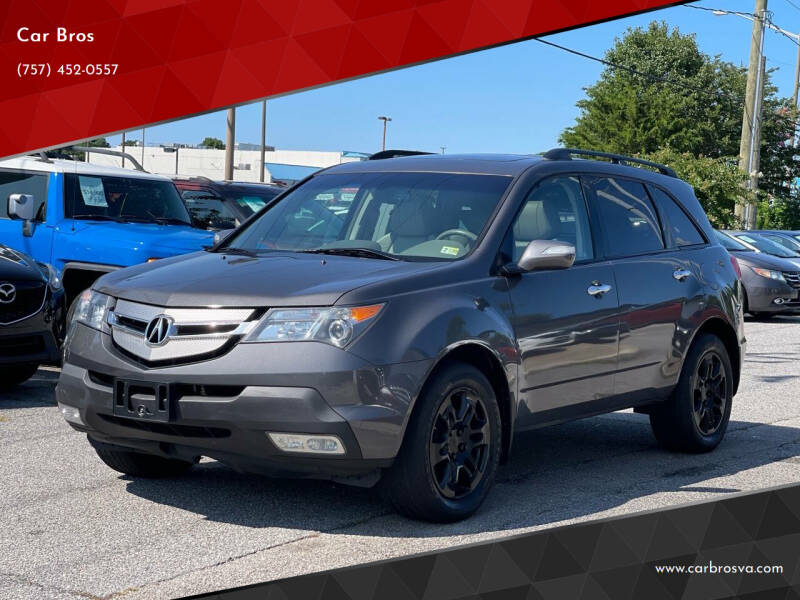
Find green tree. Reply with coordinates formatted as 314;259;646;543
201;137;225;150
560;21;800;228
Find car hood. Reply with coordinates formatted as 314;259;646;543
729;250;800;271
0;244;46;283
66;220;214;255
95;251;445;307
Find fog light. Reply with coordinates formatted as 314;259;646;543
267;432;345;455
58;402;84;425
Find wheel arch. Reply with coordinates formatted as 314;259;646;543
412;341;517;463
61;262;119;307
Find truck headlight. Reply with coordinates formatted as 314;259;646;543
72;290;115;331
751;267;785;282
246;304;383;347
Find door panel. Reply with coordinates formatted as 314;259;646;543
509;263;620;426
613;252;701;399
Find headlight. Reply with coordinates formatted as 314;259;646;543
751;267;785;282
37;262;62;291
72;289;115;331
246;304;384;347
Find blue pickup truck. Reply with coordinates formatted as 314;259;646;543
0;155;214;318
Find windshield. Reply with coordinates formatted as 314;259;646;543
734;232;800;258
715;230;748;251
762;233;800;253
65;173;191;225
180;190;238;229
223;172;512;260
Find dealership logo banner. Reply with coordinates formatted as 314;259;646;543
181;484;800;600
1;0;684;158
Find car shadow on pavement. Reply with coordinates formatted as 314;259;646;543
0;368;59;408
122;412;800;537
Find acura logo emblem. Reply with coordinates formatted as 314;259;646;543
144;315;173;346
0;283;15;304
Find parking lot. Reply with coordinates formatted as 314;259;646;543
1;315;798;600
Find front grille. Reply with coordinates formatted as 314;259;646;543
0;334;44;357
783;272;800;289
99;414;231;438
108;299;261;367
0;280;46;324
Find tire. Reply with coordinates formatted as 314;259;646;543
750;312;775;319
0;364;39;390
91;440;194;477
383;362;502;522
650;333;733;453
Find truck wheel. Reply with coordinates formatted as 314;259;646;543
91;440;194;477
383;362;502;522
650;333;733;453
0;364;39;390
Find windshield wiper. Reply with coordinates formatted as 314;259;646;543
217;247;258;256
300;247;400;261
148;216;192;226
72;214;124;222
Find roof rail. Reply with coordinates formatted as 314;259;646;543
74;146;146;172
368;149;433;160
542;148;676;178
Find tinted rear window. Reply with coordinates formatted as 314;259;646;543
593;177;664;258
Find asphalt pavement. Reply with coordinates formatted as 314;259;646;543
1;315;799;600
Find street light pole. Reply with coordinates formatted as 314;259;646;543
224;107;236;181
736;0;768;229
259;100;266;183
378;116;391;151
792;33;800;146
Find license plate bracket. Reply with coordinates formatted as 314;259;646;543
112;379;173;422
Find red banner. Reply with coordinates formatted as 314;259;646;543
1;0;682;158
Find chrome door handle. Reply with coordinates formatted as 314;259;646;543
673;268;692;281
587;283;612;297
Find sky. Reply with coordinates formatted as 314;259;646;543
106;0;800;156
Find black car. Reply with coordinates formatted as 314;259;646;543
0;244;64;389
58;149;744;522
171;177;284;230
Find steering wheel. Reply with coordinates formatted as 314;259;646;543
435;229;478;246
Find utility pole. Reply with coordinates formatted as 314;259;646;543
747;55;768;229
791;33;800;147
737;0;767;228
259;100;266;183
378;116;391;151
224;107;236;181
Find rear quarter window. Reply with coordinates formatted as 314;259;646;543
649;187;705;248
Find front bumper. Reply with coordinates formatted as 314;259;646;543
56;323;432;479
0;288;64;365
744;279;798;314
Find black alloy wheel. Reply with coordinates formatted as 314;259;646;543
691;351;727;436
429;387;491;499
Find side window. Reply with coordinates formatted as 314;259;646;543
650;187;704;248
0;170;49;220
592;177;663;258
507;176;594;263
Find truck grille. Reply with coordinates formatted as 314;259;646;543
0;280;46;325
783;272;800;289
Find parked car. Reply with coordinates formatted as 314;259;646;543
0;244;64;389
753;230;800;254
57;149;745;522
722;230;800;268
0;155;215;322
715;230;800;316
171;177;284;230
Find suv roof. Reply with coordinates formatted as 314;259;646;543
170;176;285;190
0;156;171;181
325;148;678;180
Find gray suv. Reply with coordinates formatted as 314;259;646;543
56;149;745;522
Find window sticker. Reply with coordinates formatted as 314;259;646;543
441;245;460;256
78;176;107;207
238;196;266;212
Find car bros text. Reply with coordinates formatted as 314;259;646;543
17;27;94;43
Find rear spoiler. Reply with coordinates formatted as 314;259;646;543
74;146;146;172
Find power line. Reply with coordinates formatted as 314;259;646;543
784;0;800;13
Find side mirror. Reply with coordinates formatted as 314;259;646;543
8;193;35;237
213;229;233;245
516;239;576;272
